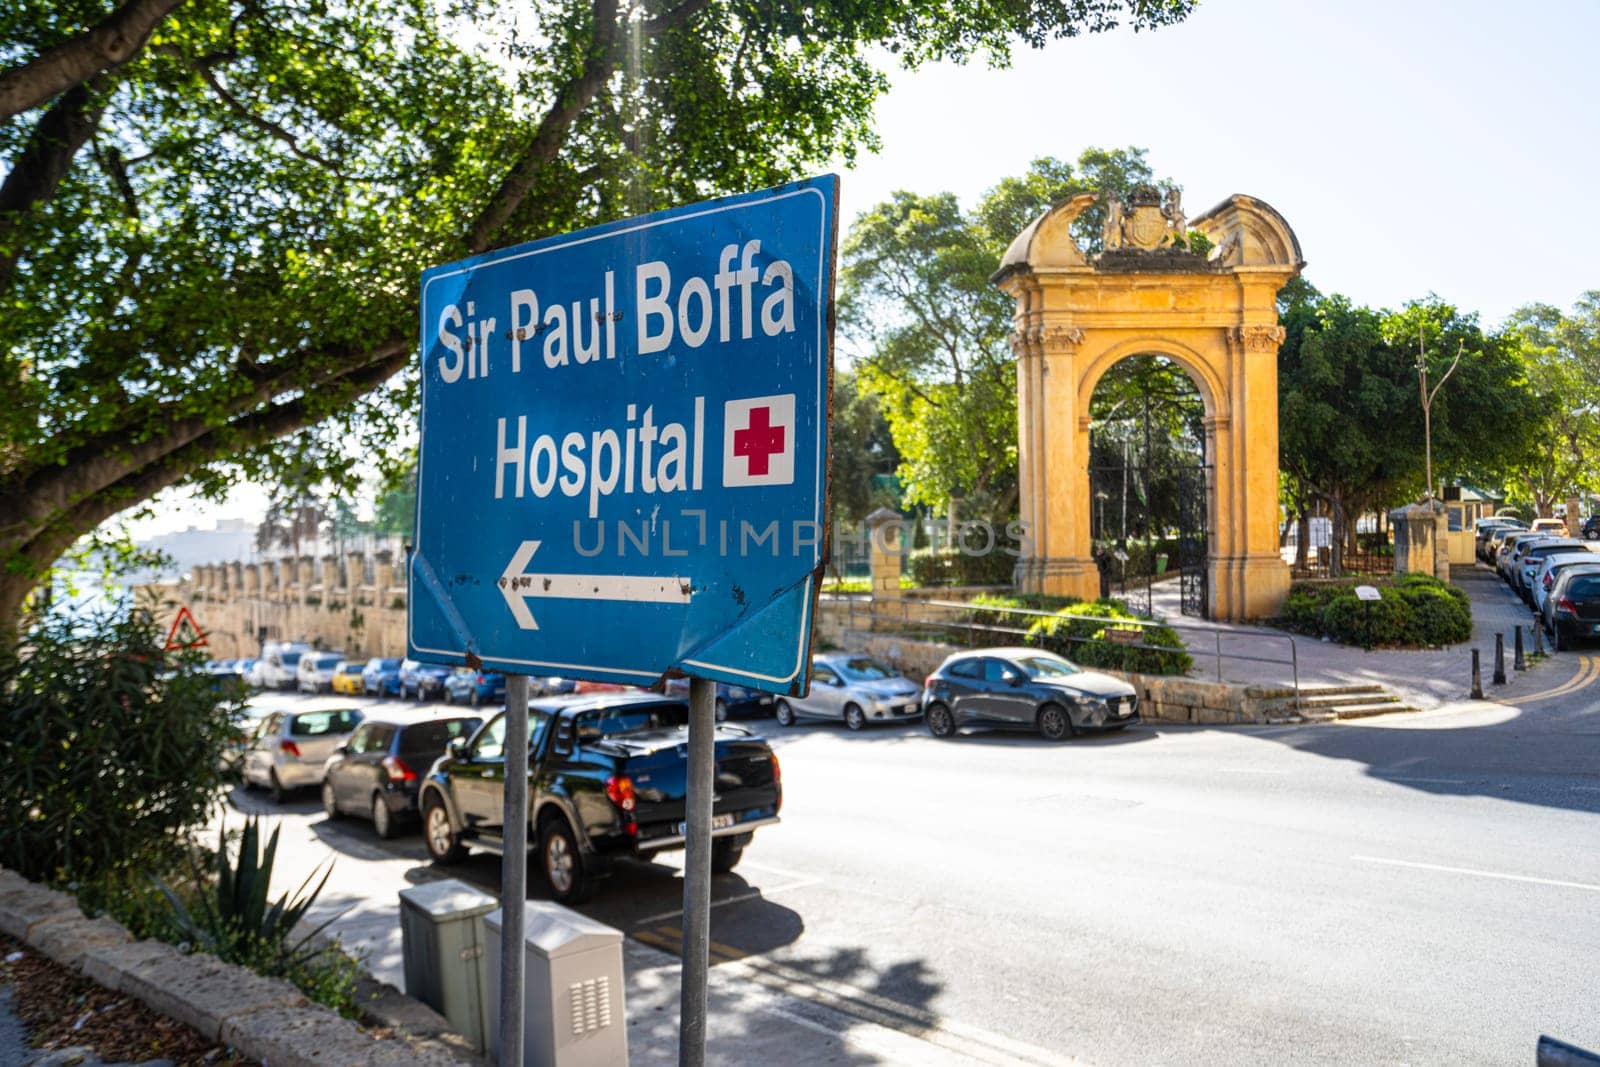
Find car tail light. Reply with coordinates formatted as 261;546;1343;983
605;774;636;811
477;674;487;685
924;674;936;690
1545;574;1555;589
771;753;782;813
1558;597;1577;614
382;756;417;782
279;739;301;757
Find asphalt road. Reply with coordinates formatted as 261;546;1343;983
234;670;1600;1066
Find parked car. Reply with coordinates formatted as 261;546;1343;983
1476;520;1523;562
662;679;776;721
1530;517;1569;537
362;657;403;697
257;641;312;690
1498;532;1552;579
1486;527;1523;567
398;658;451;701
321;709;483;838
419;693;782;904
1515;540;1588;601
220;700;278;773
1583;515;1600;541
234;657;259;683
242;706;365;802
443;667;506;708
297;650;346;693
922;648;1140;740
773;653;922;730
573;679;638;695
330;660;367;696
533;676;578;697
1544;567;1600;650
1533;554;1600;616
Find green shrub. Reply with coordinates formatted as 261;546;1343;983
1277;574;1471;647
0;604;240;884
1024;600;1193;675
906;544;1018;587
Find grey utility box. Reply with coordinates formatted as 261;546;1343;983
485;902;629;1067
399;878;498;1052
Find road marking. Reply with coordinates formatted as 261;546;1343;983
631;877;821;926
633;928;1083;1067
1502;655;1599;706
1352;855;1600;894
1374;775;1468;785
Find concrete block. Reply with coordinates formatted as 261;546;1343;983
0;882;79;940
120;951;307;1042
356;976;457;1039
79;939;179;992
30;914;132;969
1193;705;1234;725
220;1005;439;1067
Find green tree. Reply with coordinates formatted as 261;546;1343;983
0;2;1198;639
372;459;417;539
829;370;899;522
1499;297;1600;516
842;148;1158;517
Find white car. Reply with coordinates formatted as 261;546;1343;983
241;705;365;802
297;650;346;693
1532;552;1600;615
774;653;923;730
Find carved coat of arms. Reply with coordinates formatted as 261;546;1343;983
1103;185;1186;251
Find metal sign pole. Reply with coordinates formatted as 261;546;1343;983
678;676;715;1066
500;673;529;1066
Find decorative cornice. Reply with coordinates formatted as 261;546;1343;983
1232;324;1286;353
1011;324;1085;358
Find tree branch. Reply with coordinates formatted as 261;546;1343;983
642;0;713;34
0;0;183;123
466;0;621;253
7;347;411;591
0;76;110;289
2;337;410;542
186;54;337;172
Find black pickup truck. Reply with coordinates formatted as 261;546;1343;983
418;692;782;903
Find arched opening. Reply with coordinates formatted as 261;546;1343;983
1087;354;1211;616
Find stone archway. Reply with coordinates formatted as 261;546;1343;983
993;186;1303;620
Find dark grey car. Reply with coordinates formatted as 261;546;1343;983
922;647;1139;740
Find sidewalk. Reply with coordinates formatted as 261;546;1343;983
273;821;988;1067
1150;567;1578;709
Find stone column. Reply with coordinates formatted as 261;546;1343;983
244;563;260;596
1390;503;1449;582
228;562;244;597
297;556;314;603
865;507;905;602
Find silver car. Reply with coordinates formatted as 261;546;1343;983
774;653;923;730
242;705;365;802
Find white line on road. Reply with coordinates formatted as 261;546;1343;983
1352;855;1600;894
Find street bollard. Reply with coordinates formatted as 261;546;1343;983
1471;649;1484;699
1514;625;1526;671
1494;633;1507;685
1532;617;1545;656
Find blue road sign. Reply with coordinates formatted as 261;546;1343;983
409;176;837;693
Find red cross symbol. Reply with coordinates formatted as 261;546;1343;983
733;406;786;477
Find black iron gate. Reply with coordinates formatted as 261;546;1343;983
1088;383;1211;618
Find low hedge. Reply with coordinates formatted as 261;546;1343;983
1278;573;1470;647
1025;601;1194;675
906;545;1017;586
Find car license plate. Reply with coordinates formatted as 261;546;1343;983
678;814;736;835
759;695;773;704
1591;624;1600;635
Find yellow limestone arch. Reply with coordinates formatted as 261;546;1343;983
993;188;1304;621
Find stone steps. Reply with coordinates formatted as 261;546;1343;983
1258;683;1420;723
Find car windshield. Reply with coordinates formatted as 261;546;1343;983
401;717;482;757
282;652;302;666
1568;576;1600;598
340;663;363;674
1016;654;1081;678
838;657;894;681
290;709;362;736
581;703;687;737
316;655;342;668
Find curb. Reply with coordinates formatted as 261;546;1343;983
0;865;479;1067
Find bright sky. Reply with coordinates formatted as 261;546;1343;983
127;0;1595;539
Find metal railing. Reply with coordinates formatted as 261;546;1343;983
826;595;1301;703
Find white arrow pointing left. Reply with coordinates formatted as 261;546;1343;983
497;540;694;631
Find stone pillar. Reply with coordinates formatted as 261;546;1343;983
1390;503;1449;582
228;562;244;597
244;563;260;596
1567;496;1581;537
297;556;314;602
865;507;905;602
322;552;341;598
